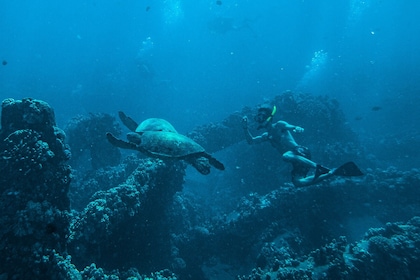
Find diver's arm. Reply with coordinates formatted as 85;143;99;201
242;116;268;144
245;131;268;144
277;121;304;133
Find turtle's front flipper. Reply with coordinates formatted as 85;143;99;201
119;111;139;132
106;132;138;150
204;153;225;171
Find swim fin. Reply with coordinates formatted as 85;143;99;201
314;164;331;180
332;162;363;177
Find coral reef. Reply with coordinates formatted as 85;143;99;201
237;216;420;279
69;154;141;211
0;98;73;278
1;93;419;279
69;158;185;273
172;168;420;279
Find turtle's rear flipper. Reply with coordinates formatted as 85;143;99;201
119;111;139;132
106;132;138;150
333;162;363;177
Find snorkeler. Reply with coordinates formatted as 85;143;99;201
242;103;363;187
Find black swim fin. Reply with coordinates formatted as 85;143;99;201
314;164;331;180
333;162;363;177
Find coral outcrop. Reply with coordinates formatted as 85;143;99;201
0;98;74;278
69;158;185;272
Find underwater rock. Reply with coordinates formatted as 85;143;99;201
0;98;185;278
69;154;142;211
168;167;420;279
0;98;73;278
3;94;416;279
69;158;185;273
81;263;177;279
239;217;420;279
0;98;56;132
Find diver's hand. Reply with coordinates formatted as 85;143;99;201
293;126;304;133
242;116;249;129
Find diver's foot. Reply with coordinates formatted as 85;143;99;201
314;164;331;180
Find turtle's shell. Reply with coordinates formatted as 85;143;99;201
136;131;205;158
135;118;178;133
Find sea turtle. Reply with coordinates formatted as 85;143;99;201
107;112;225;175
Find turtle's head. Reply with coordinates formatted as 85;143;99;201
190;157;211;175
254;103;276;129
127;132;142;145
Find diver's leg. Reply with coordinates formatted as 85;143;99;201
283;151;330;179
292;171;334;187
282;151;316;168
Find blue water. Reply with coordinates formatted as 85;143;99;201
1;0;420;136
